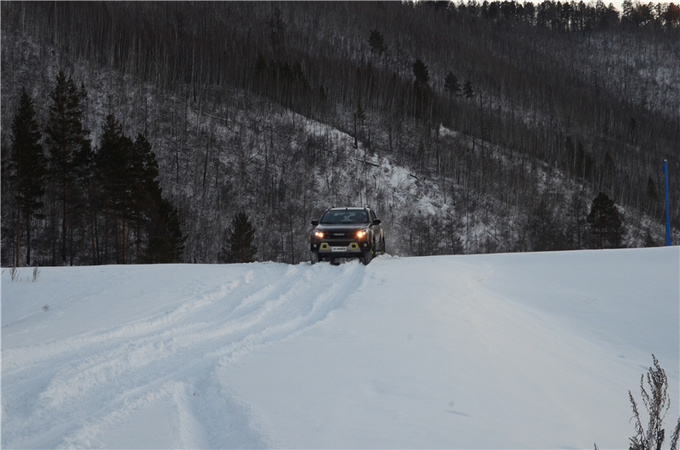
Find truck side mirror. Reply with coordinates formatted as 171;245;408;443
373;219;381;225
311;220;319;226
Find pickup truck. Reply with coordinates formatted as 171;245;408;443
310;206;385;265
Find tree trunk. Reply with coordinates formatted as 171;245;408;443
26;215;32;267
62;176;67;264
88;186;98;264
15;202;21;267
122;210;128;264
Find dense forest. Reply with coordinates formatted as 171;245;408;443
2;1;679;266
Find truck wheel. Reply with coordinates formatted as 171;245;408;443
361;249;372;265
310;251;320;264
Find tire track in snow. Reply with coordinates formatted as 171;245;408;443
3;266;264;448
210;260;366;364
2;261;366;449
2;272;249;374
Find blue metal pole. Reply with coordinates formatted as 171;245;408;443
664;160;671;246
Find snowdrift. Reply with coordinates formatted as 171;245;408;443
2;248;679;448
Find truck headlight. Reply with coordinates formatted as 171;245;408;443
356;230;367;239
314;231;325;239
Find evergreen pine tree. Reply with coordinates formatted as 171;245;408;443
368;29;386;56
646;175;659;218
587;192;624;249
119;132;185;264
95;116;183;264
444;71;461;97
145;198;185;264
72;134;99;264
412;59;433;119
130;133;162;262
463;80;475;99
412;58;430;87
11;88;46;267
44;71;90;264
96;114;134;263
528;197;563;251
223;212;257;263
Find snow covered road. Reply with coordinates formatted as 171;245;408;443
2;248;679;448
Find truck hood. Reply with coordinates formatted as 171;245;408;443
315;223;368;232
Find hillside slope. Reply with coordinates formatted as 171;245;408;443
2;248;678;448
2;2;679;266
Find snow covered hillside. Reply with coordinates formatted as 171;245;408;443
2;248;679;448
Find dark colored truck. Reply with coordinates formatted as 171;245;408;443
310;207;385;265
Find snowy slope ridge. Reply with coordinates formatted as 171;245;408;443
2;248;679;449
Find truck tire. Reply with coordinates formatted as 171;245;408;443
361;249;372;265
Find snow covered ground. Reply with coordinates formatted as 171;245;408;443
2;247;679;449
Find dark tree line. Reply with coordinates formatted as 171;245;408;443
465;0;680;30
3;72;185;267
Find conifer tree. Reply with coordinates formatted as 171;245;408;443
463;80;475;99
97;114;134;263
223;212;257;263
96;116;183;264
412;59;430;87
412;59;433;120
528;197;563;251
11;88;46;267
130;133;162;262
444;71;461;97
44;71;90;264
368;29;386;56
72;135;99;264
354;101;366;148
146;198;185;264
587;192;624;249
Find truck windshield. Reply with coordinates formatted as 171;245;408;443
321;210;368;224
